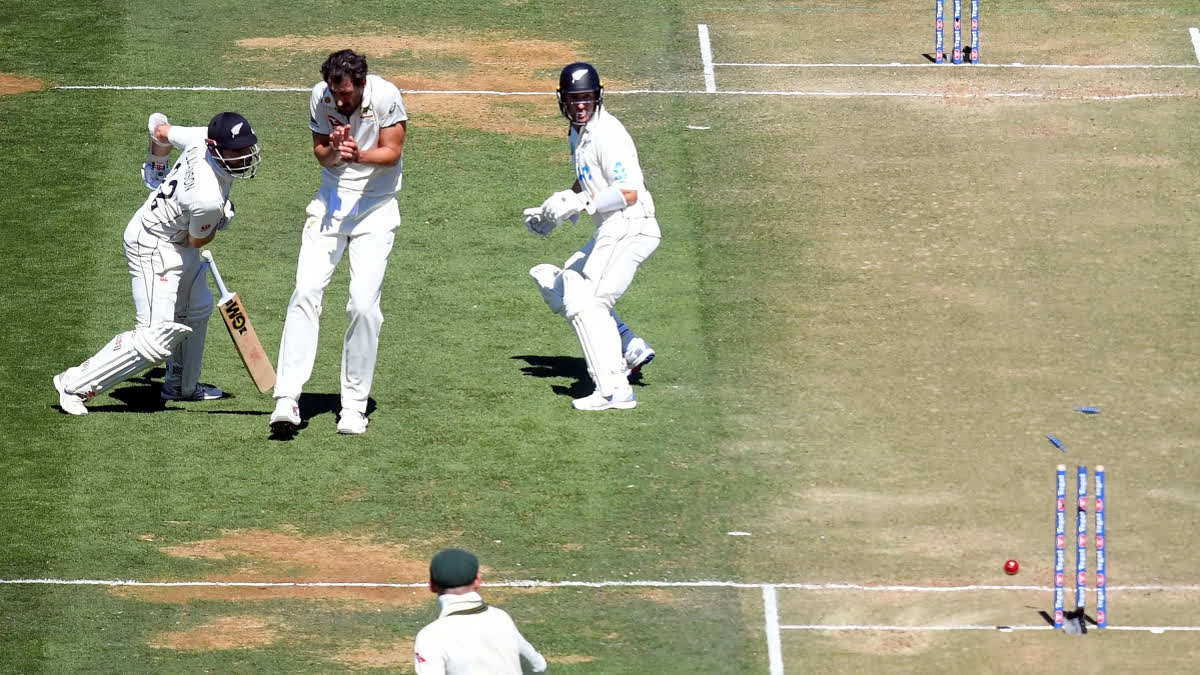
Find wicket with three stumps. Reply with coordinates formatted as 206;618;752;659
1054;464;1107;630
935;0;980;64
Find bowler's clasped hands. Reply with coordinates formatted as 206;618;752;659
330;125;361;163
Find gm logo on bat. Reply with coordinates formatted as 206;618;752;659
223;300;248;334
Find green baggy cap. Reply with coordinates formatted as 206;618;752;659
430;548;479;588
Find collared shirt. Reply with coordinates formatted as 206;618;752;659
413;592;547;675
135;125;232;244
309;73;407;197
568;107;655;223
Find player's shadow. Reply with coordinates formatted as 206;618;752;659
922;46;974;63
512;355;591;398
75;368;168;413
1034;608;1094;633
512;354;650;397
268;393;377;441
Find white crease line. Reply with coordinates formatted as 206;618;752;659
714;62;1200;69
51;85;1193;101
698;23;717;92
5;578;1200;592
762;586;784;675
781;624;1200;632
782;624;1056;631
1191;27;1200;65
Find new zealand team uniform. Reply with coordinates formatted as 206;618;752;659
55;122;243;412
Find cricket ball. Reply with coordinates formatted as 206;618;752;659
1004;559;1020;575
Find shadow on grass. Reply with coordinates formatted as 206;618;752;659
513;354;590;398
512;354;650;397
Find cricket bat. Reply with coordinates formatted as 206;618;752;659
200;250;276;393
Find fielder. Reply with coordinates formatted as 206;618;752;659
54;112;261;415
269;49;407;435
414;548;547;675
525;62;661;411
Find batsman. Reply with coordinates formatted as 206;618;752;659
53;111;262;415
525;62;661;410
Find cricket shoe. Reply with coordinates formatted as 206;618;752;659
53;373;89;416
337;409;369;435
269;396;301;432
161;383;226;401
571;389;637;411
624;337;655;375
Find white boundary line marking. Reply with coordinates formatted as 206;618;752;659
762;585;784;675
51;85;1193;101
780;624;1200;633
6;578;1200;591
1191;27;1200;64
7;579;1200;639
698;23;717;92
714;62;1200;69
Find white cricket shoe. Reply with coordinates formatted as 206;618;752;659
269;396;301;431
161;383;226;401
624;337;655;374
53;374;89;416
337;409;369;435
572;389;637;411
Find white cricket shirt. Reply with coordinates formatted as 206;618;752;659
569;107;655;224
413;592;547;675
309;73;407;198
133;126;231;244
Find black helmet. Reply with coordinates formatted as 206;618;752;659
556;62;603;125
205;112;262;179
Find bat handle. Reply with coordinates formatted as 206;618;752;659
200;250;236;304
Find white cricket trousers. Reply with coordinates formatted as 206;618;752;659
124;218;212;393
273;197;398;414
568;210;661;309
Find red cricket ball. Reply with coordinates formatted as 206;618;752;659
1004;559;1020;575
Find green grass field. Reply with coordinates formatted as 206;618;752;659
3;1;1200;672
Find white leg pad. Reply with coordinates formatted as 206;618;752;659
529;263;566;317
65;322;193;397
570;309;630;398
561;270;628;397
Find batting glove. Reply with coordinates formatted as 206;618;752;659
142;160;168;190
524;208;556;237
541;189;588;225
217;199;235;231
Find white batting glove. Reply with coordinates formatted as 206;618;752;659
541;190;588;225
148;112;170;145
524;208;556;237
216;199;235;231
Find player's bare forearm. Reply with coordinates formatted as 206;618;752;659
312;132;342;167
352;121;406;166
314;147;341;167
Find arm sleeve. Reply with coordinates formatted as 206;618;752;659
379;87;408;127
413;629;447;675
512;622;547;672
310;84;333;134
187;197;225;240
167;126;208;150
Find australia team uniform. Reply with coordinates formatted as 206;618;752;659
273;73;407;418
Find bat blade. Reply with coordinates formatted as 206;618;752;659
218;292;276;393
